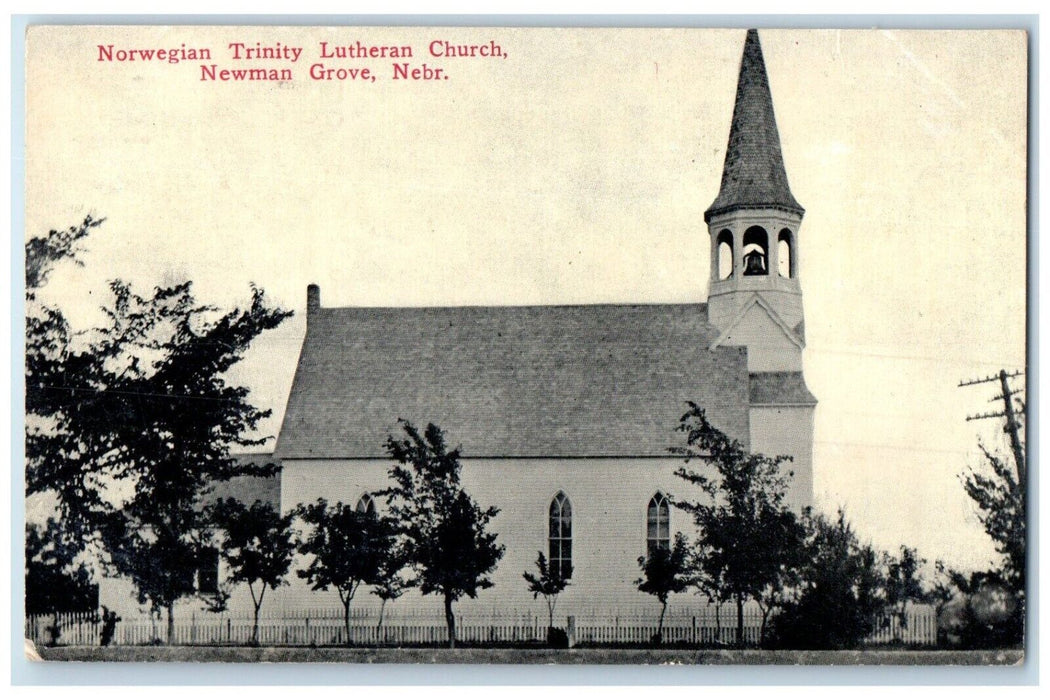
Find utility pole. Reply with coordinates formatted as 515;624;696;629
958;369;1026;485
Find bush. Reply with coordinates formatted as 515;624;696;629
547;626;569;649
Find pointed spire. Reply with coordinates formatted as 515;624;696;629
705;29;803;222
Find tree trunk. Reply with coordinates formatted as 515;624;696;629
343;601;352;647
376;599;387;641
658;600;667;641
167;603;175;645
249;582;262;646
735;594;744;648
444;593;456;649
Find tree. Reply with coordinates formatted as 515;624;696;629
382;421;504;649
523;551;571;633
672;403;804;647
882;545;927;640
962;443;1025;599
765;510;887;649
296;498;397;645
635;533;691;643
26;518;99;646
955;372;1025;647
25;518;98;617
25;217;292;643
931;562;1020;649
370;538;409;640
209;498;296;645
25;215;109;540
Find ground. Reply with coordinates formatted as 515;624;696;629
33;645;1023;665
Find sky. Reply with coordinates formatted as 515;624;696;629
24;26;1027;573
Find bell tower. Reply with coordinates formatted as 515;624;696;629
706;29;805;339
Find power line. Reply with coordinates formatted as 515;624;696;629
958;370;1024;388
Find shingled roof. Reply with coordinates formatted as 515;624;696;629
705;29;804;222
749;371;817;406
274;300;753;459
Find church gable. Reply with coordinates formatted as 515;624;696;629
709;294;803;372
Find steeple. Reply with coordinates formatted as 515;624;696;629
704;29;807;367
705;29;803;222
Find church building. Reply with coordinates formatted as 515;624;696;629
86;30;817;626
270;28;817;616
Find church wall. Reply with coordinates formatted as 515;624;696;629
97;557;263;622
748;405;815;512
274;457;713;619
92;416;812;625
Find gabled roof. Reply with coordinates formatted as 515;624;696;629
705;29;804;222
749;372;817;406
709;293;805;351
274;302;752;459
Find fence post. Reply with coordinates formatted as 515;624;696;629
567;615;576;649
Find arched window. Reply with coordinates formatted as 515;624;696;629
647;493;670;555
742;226;769;276
356;493;376;516
778;229;793;278
717;229;734;280
549;492;572;580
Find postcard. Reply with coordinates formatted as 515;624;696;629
22;24;1027;665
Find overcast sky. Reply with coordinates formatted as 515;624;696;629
25;26;1027;572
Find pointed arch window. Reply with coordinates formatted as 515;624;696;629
549;492;572;580
356;493;376;516
717;229;735;280
743;226;769;276
647;493;670;555
778;229;794;278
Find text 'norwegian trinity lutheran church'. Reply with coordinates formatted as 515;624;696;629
107;29;819;617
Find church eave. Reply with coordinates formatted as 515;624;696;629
704;200;805;224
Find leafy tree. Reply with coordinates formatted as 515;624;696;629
962;442;1025;599
946;395;1026;649
930;562;1021;649
370;538;409;639
209;498;296;645
765;510;887;649
635;533;691;643
672;403;804;647
881;545;927;640
296;498;398;645
101;509;205;643
25;217;292;643
25;518;98;617
382;421;504;649
25;215;109;540
523;551;571;632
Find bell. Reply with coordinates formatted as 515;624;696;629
743;249;767;276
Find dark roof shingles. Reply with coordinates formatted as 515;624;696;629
749;371;817;406
705;29;803;221
275;304;751;459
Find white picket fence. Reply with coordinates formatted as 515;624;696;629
25;604;938;648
